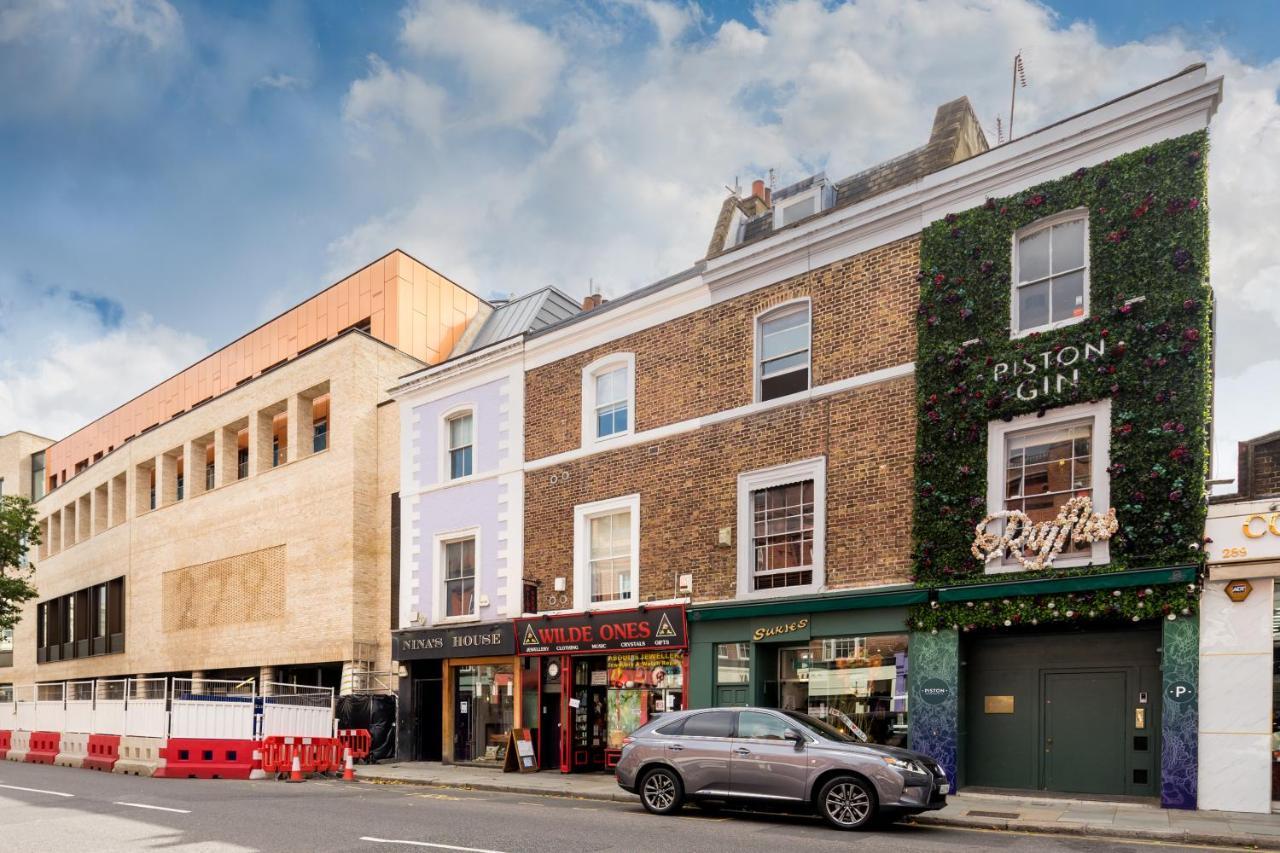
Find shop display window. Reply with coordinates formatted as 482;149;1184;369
453;664;514;764
716;643;750;684
778;634;908;746
605;653;685;749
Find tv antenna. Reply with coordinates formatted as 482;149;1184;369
995;115;1005;145
724;176;741;196
1008;51;1028;141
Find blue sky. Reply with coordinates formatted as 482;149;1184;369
1;0;1278;486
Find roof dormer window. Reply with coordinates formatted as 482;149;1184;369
772;173;834;230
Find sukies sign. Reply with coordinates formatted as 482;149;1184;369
991;337;1107;403
393;622;515;661
516;605;687;655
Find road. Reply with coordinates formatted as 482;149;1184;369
0;761;1238;852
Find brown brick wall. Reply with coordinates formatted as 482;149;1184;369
523;374;916;610
524;234;920;462
1247;437;1280;498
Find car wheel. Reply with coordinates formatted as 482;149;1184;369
817;775;877;831
639;767;685;816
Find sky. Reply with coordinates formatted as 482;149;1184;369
1;0;1278;490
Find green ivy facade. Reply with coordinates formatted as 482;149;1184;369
904;131;1211;808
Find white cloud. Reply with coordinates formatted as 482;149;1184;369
327;0;1278;461
398;0;565;127
0;285;205;440
255;72;305;91
343;54;448;144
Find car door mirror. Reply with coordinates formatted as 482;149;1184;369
783;728;804;747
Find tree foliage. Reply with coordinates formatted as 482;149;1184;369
0;495;40;630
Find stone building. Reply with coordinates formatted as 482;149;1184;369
0;251;486;697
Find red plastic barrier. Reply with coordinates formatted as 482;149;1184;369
0;730;10;761
337;729;371;761
26;731;60;765
261;736;341;777
155;739;257;780
84;734;122;772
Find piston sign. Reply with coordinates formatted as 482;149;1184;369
516;605;687;655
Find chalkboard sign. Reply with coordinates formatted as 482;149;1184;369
503;728;538;773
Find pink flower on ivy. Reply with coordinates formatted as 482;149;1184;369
933;273;946;285
1170;445;1189;462
1106;228;1129;243
1183;328;1201;342
1188;197;1200;209
1025;194;1046;207
1169;490;1184;502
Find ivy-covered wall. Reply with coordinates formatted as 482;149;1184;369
909;130;1211;626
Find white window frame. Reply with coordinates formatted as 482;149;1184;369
771;181;833;230
725;205;747;249
438;405;477;484
984;399;1112;575
572;493;641;611
431;526;482;623
736;457;826;599
580;353;635;449
754;298;812;403
1011;207;1090;338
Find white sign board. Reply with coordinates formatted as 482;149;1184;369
1206;500;1280;565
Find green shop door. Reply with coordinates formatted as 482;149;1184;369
1043;670;1127;795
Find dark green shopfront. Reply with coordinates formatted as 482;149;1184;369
686;566;1199;808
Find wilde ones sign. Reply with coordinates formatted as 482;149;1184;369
991;337;1107;402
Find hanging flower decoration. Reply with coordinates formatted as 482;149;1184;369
971;497;1119;571
908;582;1200;633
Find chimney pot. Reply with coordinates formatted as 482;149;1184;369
752;179;766;200
581;293;604;312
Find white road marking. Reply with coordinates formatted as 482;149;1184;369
360;837;509;853
114;801;191;814
0;783;74;798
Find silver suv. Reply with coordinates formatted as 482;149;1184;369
615;707;948;830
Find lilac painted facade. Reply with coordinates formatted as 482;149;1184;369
396;347;526;630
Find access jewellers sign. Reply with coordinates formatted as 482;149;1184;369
516;605;687;656
393;622;516;661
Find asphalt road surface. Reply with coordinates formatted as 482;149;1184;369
0;761;1239;852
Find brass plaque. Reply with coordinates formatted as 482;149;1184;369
1135;707;1146;729
984;695;1015;714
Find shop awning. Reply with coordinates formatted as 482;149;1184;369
935;565;1199;603
687;587;927;622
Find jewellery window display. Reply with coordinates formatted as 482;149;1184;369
606;652;684;748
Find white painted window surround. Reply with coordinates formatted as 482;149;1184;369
580;353;635;449
437;404;477;484
431;526;482;623
984;400;1112;575
1012;208;1090;338
573;494;641;611
755;299;812;403
736;457;827;599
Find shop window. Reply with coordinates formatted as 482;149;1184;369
682;710;736;738
736;458;826;598
781;634;909;746
442;536;476;619
716;643;750;684
452;664;514;764
984;400;1111;573
606;652;684;748
573;494;640;609
446;411;474;480
756;300;811;402
1013;211;1088;336
580;353;635;447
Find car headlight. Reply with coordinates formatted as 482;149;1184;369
881;756;927;775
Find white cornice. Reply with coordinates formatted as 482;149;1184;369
390;337;525;399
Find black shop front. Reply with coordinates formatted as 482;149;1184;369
515;605;688;773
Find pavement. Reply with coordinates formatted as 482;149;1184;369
359;761;1280;850
0;759;1252;852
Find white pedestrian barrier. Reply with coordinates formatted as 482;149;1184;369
6;730;31;762
54;732;89;768
113;736;167;777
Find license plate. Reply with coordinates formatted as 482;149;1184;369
938;783;950;794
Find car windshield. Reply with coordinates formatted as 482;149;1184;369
781;710;868;744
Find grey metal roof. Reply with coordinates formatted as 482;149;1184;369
464;286;581;352
526;263;705;340
773;172;826;202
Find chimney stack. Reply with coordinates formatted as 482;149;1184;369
751;179;771;206
581;293;604;312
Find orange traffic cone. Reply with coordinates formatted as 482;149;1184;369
342;747;355;782
286;754;304;783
